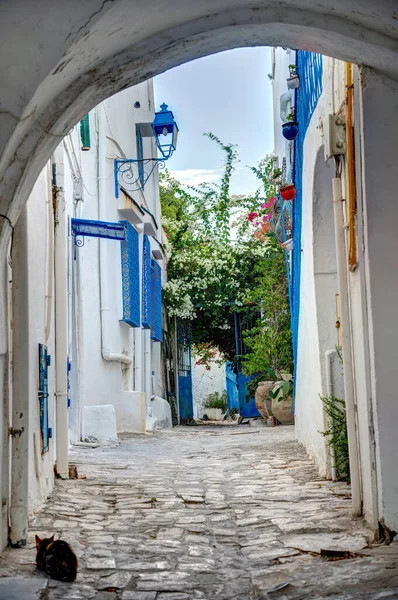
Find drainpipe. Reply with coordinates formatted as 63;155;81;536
98;106;132;366
45;163;54;343
325;349;337;481
134;327;143;391
9;206;29;546
332;177;362;516
53;149;69;479
144;329;152;414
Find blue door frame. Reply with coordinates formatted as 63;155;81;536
177;320;194;421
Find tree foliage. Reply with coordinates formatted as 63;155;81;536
160;134;293;372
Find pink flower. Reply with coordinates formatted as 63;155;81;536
260;202;267;210
263;215;270;222
255;221;261;227
247;211;258;222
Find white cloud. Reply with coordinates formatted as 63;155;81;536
170;168;221;187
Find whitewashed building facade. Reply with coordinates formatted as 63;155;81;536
272;47;398;535
6;81;171;547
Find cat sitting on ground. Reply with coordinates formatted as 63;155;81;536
35;535;78;581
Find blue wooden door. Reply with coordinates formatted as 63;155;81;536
177;320;193;421
226;361;239;411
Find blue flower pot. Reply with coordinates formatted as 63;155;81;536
282;121;299;141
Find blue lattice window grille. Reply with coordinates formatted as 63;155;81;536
38;344;52;453
142;234;152;329
151;259;162;342
120;220;140;327
291;51;323;395
136;125;145;189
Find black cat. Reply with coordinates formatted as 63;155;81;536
35;535;78;582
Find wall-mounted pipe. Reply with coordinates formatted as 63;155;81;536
332;177;361;516
346;63;357;271
280;90;294;123
325;349;337;481
53;148;69;479
45;163;54;343
98;106;133;366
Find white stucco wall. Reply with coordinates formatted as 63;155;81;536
273;52;348;476
358;67;398;531
14;81;166;516
64;83;165;436
25;167;57;512
191;356;226;419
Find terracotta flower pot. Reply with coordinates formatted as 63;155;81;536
279;184;296;201
271;395;294;425
254;381;274;420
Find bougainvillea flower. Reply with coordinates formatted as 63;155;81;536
247;211;258;222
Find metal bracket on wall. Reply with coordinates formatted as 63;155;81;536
325;115;347;159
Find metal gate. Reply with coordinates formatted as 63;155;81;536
226;361;239;411
176;319;193;421
162;330;178;425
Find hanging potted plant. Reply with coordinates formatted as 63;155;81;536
279;182;296;201
287;64;300;89
282;109;299;141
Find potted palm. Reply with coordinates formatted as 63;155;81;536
268;369;294;425
287;64;300;89
282;108;299;141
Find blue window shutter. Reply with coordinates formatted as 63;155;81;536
120;221;140;327
136;125;145;189
142;234;152;329
151;259;162;342
38;343;50;453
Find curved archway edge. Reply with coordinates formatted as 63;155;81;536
0;0;398;246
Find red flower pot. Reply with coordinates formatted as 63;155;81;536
279;184;296;201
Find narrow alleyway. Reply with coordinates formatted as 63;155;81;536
1;425;398;599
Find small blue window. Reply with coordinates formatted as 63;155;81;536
136;125;145;189
120;221;140;327
142;234;152;329
151;259;162;342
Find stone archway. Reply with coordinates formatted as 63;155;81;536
1;0;398;249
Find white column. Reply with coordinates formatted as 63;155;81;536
9;206;30;546
0;220;11;549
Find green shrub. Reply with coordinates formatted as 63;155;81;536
205;390;228;412
320;395;350;481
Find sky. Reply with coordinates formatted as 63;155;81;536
154;47;274;197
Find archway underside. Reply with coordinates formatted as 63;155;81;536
0;0;397;246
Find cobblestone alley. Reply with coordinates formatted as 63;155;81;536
1;425;398;599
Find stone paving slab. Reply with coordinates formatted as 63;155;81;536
0;576;48;599
1;425;398;599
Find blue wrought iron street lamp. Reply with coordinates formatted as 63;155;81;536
114;103;178;197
